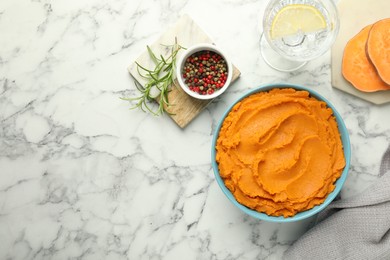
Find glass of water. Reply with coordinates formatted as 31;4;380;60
260;0;340;72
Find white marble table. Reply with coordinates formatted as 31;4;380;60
1;0;389;259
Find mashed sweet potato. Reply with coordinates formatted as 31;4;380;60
215;88;345;217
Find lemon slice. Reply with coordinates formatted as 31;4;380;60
270;4;327;39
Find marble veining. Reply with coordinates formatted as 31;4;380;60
1;0;390;259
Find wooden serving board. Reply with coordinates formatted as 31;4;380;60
128;15;241;128
331;0;390;104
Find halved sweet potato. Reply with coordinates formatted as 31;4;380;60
342;25;390;92
366;18;390;84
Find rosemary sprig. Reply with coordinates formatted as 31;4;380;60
122;39;185;116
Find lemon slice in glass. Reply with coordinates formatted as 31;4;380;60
270;4;327;39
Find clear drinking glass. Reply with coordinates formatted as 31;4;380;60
260;0;340;72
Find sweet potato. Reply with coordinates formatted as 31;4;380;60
366;18;390;85
342;25;390;92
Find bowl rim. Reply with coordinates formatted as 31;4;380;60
176;43;233;100
211;83;351;222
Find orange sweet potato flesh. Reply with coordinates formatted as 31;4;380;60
216;88;346;217
342;25;390;92
366;18;390;85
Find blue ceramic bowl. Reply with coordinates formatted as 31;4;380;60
211;83;351;222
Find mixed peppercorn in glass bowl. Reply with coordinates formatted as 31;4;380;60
176;43;233;100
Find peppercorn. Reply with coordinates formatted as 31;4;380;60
182;50;228;96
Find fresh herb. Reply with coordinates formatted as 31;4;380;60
122;39;185;116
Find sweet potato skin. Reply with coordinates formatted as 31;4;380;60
342;25;390;92
366;18;390;85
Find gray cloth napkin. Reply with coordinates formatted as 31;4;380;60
284;166;390;259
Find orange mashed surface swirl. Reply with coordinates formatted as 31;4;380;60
215;88;346;217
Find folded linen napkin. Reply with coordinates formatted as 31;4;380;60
284;167;390;259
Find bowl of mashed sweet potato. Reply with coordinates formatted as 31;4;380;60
211;84;351;222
